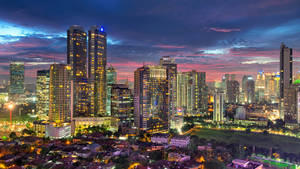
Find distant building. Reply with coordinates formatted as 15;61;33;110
71;117;119;135
159;56;177;122
67;25;89;117
36;70;50;120
88;25;107;116
151;133;169;144
170;135;190;148
242;75;255;104
284;85;300;124
280;43;293;120
213;91;224;122
134;65;168;133
45;123;71;139
235;106;246;120
227;80;239;104
176;71;207;115
9;62;24;102
49;64;72;123
111;84;134;128
106;66;117;116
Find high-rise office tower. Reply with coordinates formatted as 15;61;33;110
255;71;265;102
49;64;73;123
176;71;207;115
67;25;89;117
88;25;107;116
242;75;255;104
159;56;177;120
227;80;239;104
280;42;293;99
224;74;235;102
36;70;50;120
134;65;168;133
176;72;188;114
213;91;224;122
9;62;24;101
279;43;293;121
111;84;134;128
106;65;117;116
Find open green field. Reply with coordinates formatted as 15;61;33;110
189;128;300;154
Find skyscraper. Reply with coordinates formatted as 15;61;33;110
159;56;177;120
49;64;73;123
227;80;239;104
9;62;24;101
111;84;134;128
106;65;117;116
88;25;107;116
213;91;224;122
255;71;265;102
280;43;293;121
176;71;207;115
280;42;293;99
67;25;89;117
36;69;50;120
242;75;255;104
134;65;168;133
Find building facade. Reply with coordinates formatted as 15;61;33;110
88;25;107;116
134;65;168;133
159;56;177;121
67;25;89;117
9;62;24;102
176;71;207;115
36;69;50;120
106;66;117;116
49;64;73;124
111;84;134;128
280;43;293;120
227;80;239;104
213;91;224;122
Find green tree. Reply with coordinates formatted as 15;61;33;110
9;132;17;140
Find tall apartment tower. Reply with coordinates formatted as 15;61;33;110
242;75;255;104
88;25;107;116
213;91;224;122
9;62;24;101
159;56;177;120
106;65;117;116
36;69;50;120
279;43;293;121
67;25;89;117
176;71;207;115
280;42;293;99
49;64;73;123
134;65;168;133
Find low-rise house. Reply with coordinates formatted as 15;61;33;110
169;135;190;148
168;152;190;162
151;133;169;144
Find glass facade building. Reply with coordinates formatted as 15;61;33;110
9;62;24;101
88;25;107;116
49;64;73;123
36;69;50;120
67;25;89;117
134;65;168;133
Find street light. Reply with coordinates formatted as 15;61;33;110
7;102;14;126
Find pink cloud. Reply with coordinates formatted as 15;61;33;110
210;27;241;33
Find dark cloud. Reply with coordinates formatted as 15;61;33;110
0;0;300;82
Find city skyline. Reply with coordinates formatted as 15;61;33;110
0;0;300;83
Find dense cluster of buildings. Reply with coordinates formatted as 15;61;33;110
0;24;299;138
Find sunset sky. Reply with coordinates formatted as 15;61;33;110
0;0;300;83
